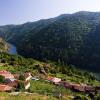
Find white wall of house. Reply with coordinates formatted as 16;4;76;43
25;82;30;89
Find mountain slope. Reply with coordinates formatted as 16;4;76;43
0;37;9;53
1;11;100;72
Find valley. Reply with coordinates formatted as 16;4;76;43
0;11;100;99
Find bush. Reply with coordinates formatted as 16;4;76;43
95;94;100;100
19;74;25;81
17;81;25;91
0;75;4;83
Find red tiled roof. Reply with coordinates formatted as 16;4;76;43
47;76;61;83
0;84;13;92
0;70;14;79
52;78;61;83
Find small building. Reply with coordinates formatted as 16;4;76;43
62;81;72;89
5;78;16;83
47;76;61;84
13;72;31;90
73;85;85;92
0;70;14;79
85;86;95;92
71;83;85;92
47;76;54;82
24;81;30;89
0;84;13;92
6;80;18;88
52;77;61;83
13;73;31;81
24;73;32;81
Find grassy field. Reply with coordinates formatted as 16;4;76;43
29;79;89;100
0;92;58;100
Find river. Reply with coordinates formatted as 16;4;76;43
8;44;17;55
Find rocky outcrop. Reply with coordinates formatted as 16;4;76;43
0;37;9;53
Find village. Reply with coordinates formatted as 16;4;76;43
0;68;99;99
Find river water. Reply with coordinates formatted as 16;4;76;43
8;44;17;55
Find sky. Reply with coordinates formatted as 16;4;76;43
0;0;100;25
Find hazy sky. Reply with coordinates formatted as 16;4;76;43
0;0;100;25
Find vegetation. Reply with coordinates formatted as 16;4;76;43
19;74;25;81
0;75;4;83
0;92;58;100
0;53;98;85
29;79;74;99
1;12;100;72
17;81;25;91
0;53;99;99
0;37;8;53
95;94;100;100
0;12;100;99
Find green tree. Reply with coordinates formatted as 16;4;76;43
0;75;4;83
17;81;25;90
95;94;100;100
19;74;25;81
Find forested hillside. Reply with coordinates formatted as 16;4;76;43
0;37;9;53
1;11;100;72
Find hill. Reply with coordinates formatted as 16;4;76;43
0;37;9;53
0;53;100;100
1;11;100;72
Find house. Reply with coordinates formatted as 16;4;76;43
5;78;16;83
47;76;61;84
85;86;95;92
52;77;61;83
24;73;32;81
95;86;100;91
47;76;54;82
70;83;85;92
6;79;30;90
13;72;31;90
0;84;13;92
73;85;85;92
62;81;72;89
6;80;18;88
24;81;30;89
13;73;31;81
0;70;14;79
